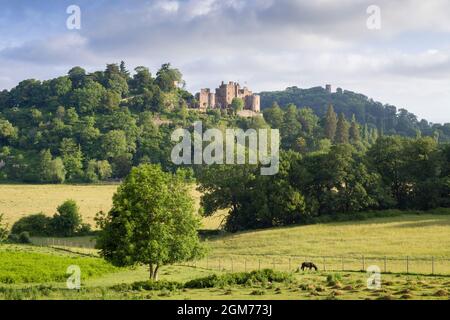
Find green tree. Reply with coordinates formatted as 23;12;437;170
335;113;350;144
324;105;337;141
59;138;83;181
155;63;183;92
39;149;66;183
231;97;244;114
51;200;82;237
96;164;204;280
281;104;302;148
263;102;284;128
349;115;361;144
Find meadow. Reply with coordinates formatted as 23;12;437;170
0;244;448;300
0;184;223;229
0;184;449;300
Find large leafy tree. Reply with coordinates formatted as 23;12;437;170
96;164;204;280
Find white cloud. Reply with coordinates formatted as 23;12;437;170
1;0;450;122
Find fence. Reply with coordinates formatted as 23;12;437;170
30;238;450;276
182;254;450;276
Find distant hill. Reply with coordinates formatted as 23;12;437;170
259;86;450;142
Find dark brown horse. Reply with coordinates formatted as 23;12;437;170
300;262;318;271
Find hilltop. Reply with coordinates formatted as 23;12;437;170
260;85;450;142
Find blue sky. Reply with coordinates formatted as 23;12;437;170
1;0;450;122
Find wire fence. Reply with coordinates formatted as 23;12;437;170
31;238;450;276
182;254;450;276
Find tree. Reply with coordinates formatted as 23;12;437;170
60;138;83;181
51;200;82;237
155;63;183;92
0;214;8;243
231;97;244;114
0;119;17;144
130;66;154;94
335;113;350;144
349;114;361;144
324;105;337;141
39;149;66;183
96;164;204;280
281;104;302;149
263;102;284;128
68;67;86;89
11;213;52;236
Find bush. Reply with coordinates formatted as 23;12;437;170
18;231;31;244
326;273;342;286
11;213;52;237
184;269;293;289
77;223;93;236
50;200;82;237
129;280;183;291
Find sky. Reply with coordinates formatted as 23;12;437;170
0;0;449;123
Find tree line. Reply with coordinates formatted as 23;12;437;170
197;135;450;232
260;86;450;142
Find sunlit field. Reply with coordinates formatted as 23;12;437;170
0;184;224;229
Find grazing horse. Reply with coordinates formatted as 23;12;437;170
300;262;318;271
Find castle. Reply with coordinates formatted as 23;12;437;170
195;81;260;112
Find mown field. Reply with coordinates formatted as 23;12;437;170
0;184;449;300
0;184;223;229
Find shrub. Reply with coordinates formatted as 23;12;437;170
11;213;52;236
78;223;93;236
184;269;293;289
50;200;82;237
326;273;342;286
130;280;183;291
18;231;31;244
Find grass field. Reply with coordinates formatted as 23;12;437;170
0;184;118;226
0;244;448;300
1;184;449;300
0;184;224;229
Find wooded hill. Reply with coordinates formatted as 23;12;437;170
260;86;450;142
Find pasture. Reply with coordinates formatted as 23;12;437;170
0;244;448;300
1;184;450;300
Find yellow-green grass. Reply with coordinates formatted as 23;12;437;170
0;184;224;230
196;213;450;275
0;184;118;226
206;214;450;258
0;245;119;284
